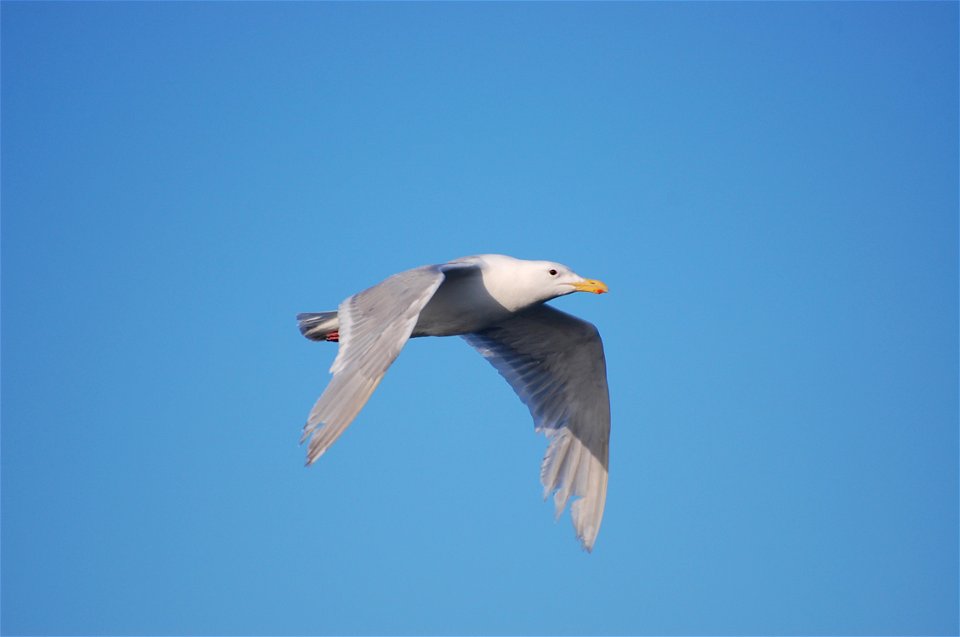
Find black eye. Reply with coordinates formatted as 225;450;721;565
548;269;558;276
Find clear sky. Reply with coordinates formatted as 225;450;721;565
2;2;957;635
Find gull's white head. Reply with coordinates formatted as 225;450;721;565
472;254;608;312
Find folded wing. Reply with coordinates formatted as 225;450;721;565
462;305;611;551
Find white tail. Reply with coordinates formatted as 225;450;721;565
296;312;339;341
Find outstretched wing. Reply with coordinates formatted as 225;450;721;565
462;304;610;551
302;262;476;464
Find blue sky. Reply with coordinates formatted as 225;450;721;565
2;2;957;635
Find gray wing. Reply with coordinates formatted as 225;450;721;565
462;304;610;551
302;262;476;464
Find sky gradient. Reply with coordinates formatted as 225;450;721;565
2;2;958;635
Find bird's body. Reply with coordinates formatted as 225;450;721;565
297;254;611;550
413;260;512;335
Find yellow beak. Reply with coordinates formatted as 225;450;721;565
571;278;609;294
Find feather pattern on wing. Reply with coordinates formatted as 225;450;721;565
301;264;474;464
462;304;611;551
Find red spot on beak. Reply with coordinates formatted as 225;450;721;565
325;331;340;342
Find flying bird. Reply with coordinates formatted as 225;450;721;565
297;254;611;551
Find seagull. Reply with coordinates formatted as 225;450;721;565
297;254;611;551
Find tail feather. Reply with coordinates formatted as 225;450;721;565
297;311;339;341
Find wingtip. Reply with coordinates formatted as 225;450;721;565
578;527;597;553
299;424;312;445
304;449;323;466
